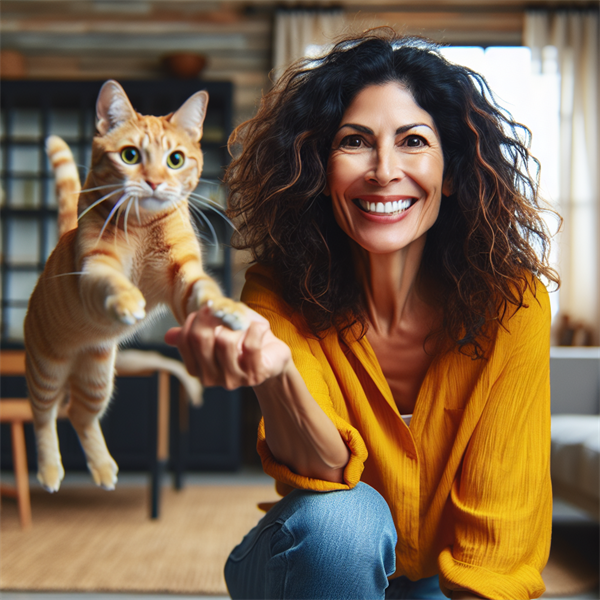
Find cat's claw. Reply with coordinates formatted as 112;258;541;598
214;310;248;331
37;462;65;493
88;459;119;490
120;308;145;326
106;288;146;325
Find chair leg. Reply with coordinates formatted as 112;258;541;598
11;421;32;530
150;370;170;520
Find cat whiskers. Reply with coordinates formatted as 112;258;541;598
188;192;236;231
134;198;142;224
123;197;135;244
199;177;220;187
74;184;122;195
187;202;218;246
78;188;125;221
48;271;88;279
113;201;127;246
96;194;129;244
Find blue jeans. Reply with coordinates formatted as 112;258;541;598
224;482;445;599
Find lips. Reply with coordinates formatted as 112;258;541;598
354;197;417;216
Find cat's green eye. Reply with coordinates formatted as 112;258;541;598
167;151;185;169
120;147;140;165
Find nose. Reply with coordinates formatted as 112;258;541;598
146;180;158;191
367;146;404;186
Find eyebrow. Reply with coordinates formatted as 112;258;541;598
337;123;432;135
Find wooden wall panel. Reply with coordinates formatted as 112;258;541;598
0;1;533;126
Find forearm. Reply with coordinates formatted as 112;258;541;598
254;361;350;483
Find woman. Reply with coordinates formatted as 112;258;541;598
166;29;559;600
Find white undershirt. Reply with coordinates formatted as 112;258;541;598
402;414;413;427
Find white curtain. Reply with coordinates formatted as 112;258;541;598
525;11;599;344
273;9;346;79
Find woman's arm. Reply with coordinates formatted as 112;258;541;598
165;306;350;483
256;362;350;483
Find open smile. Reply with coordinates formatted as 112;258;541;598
353;197;417;216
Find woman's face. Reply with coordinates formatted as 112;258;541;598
326;82;447;256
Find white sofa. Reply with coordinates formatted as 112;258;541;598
550;347;600;520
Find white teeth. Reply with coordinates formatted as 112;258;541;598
358;199;414;215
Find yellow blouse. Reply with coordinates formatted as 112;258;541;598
242;264;552;600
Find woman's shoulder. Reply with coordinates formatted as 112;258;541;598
241;263;295;320
495;275;552;345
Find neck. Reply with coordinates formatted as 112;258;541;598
352;236;428;336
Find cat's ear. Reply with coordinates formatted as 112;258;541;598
170;91;209;143
96;80;137;136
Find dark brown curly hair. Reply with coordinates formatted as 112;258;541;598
225;28;560;358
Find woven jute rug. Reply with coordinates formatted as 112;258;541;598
1;484;598;596
0;484;278;595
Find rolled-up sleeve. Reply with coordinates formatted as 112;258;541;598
242;268;368;493
438;285;553;600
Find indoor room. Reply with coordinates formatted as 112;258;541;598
1;1;598;599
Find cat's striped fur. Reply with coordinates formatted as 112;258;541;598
24;80;247;492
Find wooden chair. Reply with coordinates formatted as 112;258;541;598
0;350;34;530
0;349;190;528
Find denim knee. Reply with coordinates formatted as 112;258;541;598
226;482;397;599
280;482;396;565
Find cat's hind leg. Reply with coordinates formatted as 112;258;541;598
25;353;70;492
67;345;119;490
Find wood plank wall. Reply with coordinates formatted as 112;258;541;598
3;0;596;124
1;1;526;127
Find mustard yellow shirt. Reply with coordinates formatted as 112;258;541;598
243;264;552;600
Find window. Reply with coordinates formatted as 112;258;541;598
440;46;561;317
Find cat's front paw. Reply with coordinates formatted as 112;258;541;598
188;279;250;331
105;287;146;325
209;298;250;331
88;456;119;490
37;460;65;493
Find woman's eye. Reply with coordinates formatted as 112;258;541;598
167;151;185;169
120;147;140;165
404;135;426;148
339;135;365;148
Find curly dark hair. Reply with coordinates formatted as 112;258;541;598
226;28;560;358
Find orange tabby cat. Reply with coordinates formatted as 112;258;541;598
24;80;248;492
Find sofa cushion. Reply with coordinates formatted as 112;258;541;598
551;415;600;518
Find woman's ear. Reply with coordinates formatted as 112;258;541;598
442;176;453;197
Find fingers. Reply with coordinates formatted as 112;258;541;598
167;305;286;390
238;321;270;377
214;321;271;388
168;306;250;388
175;312;204;378
164;327;181;346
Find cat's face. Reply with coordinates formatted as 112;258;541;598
92;117;203;212
88;81;208;217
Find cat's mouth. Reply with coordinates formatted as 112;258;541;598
353;197;417;216
137;195;178;211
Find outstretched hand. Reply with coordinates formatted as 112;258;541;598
165;305;292;389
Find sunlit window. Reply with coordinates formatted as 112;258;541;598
441;46;561;317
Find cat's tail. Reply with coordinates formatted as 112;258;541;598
46;135;80;238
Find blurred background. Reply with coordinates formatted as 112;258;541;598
0;1;598;598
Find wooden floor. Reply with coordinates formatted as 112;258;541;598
1;473;598;600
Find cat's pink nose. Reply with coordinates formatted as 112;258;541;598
146;180;158;191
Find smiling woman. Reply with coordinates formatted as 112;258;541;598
166;28;561;600
326;84;447;256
